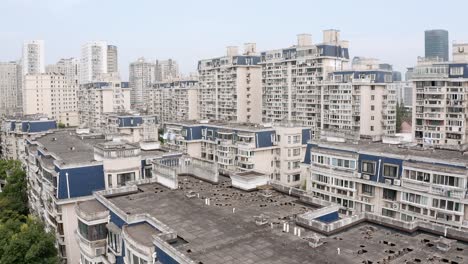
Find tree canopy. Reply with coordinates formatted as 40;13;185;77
0;160;58;264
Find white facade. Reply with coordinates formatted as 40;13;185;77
0;61;22;116
412;54;468;150
198;44;262;123
46;58;80;84
129;57;156;109
155;59;179;82
22;40;45;75
323;70;397;141
147;80;199;122
23;73;79;126
80;41;108;84
107;45;118;74
78;74;131;130
164;121;310;187
261;30;349;137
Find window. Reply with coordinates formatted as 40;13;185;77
126;248;149;264
371;116;374;121
144;167;152;179
370;126;374;131
293;148;301;156
117;172;135;187
293;174;300;181
108;231;121;254
432;199;461;212
383;164;398;178
371;95;375;100
362;184;374;195
450;66;464;76
107;174;113;188
371;105;375;111
78;220;107;241
401;192;428;205
361;161;375;174
432;174;461;187
383;188;397;201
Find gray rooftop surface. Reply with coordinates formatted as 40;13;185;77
125;222;161;247
107;176;468;264
314;139;468;165
36;130;106;165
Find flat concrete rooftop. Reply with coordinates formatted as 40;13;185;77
314;139;468;166
107;176;468;264
36;130;106;165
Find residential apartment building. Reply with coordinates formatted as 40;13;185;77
0;116;56;160
0;61;22;116
79;41;108;84
392;81;413;108
261;30;349;137
23;73;79;126
164;120;311;186
155;59;179;82
24;129;180;263
46;57;80;83
129;57;156;109
323;68;396;140
78;74;131;130
147;80;199;122
412;43;468;150
198;43;262;123
22;40;45;75
107;45;119;74
304;137;468;230
103;113;160;147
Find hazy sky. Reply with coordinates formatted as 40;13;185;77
2;0;467;79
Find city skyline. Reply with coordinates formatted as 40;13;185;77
2;0;468;79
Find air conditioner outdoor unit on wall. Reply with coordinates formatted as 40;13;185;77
363;174;370;180
385;179;392;185
393;179;401;186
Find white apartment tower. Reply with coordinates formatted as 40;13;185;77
197;43;262;123
129;57;156;109
46;58;80;84
79;41;108;84
261;30;350;137
78;74;131;130
323;65;396;140
0;61;22;116
22;40;45;75
107;45;118;74
155;59;179;82
23;73;79;126
412;42;468;150
147;80;199;122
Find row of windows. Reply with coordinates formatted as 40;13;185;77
361;161;399;178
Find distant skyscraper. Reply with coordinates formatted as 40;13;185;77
46;58;80;84
405;67;414;81
129;57;156;109
155;59;179;82
0;61;22;116
107;45;118;74
79;41;108;84
392;71;402;82
425;29;449;61
22;40;45;75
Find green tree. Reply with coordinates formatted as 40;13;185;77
57;122;66;129
0;160;58;264
0;217;58;264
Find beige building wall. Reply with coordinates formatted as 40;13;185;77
23;74;79;126
61;202;80;264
